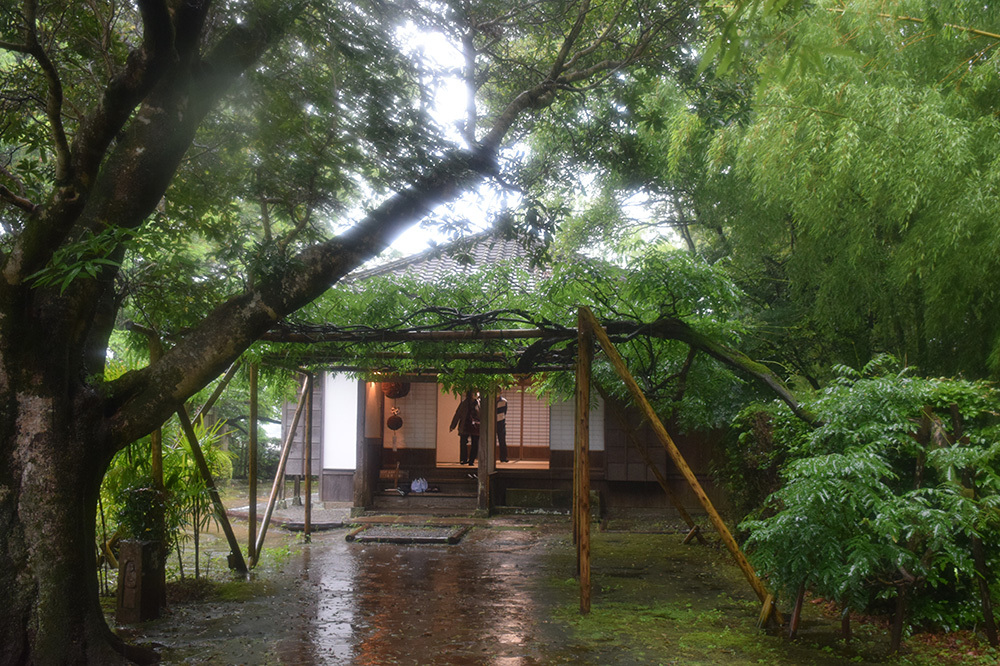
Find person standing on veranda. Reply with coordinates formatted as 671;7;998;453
450;391;481;465
496;395;509;463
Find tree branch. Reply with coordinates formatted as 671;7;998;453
23;0;71;182
0;185;38;214
0;39;31;53
627;318;821;426
549;0;591;80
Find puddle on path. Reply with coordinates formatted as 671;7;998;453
128;520;574;665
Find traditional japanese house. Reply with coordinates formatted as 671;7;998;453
279;231;727;517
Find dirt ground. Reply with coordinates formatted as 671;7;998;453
114;513;999;666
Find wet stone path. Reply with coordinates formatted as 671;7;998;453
128;518;578;665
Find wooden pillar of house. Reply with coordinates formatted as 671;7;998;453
248;363;259;562
354;380;373;510
574;308;593;614
579;306;781;623
303;373;313;539
477;390;495;514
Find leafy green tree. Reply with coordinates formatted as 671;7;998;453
722;0;1000;379
532;0;1000;383
0;1;685;662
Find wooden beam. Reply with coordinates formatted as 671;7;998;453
580;307;780;622
575;308;593;614
269;364;574;376
263;327;551;343
176;407;248;575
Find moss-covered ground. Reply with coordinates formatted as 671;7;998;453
545;527;999;665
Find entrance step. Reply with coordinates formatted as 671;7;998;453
370;492;477;516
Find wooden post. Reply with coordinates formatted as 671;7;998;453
579;307;780;622
147;337;165;492
890;585;907;653
304;373;313;539
354;380;372;509
972;535;999;646
575;308;593;614
252;377;309;566
176;407;248;575
150;428;164;491
248;363;259;562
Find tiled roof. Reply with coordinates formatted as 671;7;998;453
346;230;549;286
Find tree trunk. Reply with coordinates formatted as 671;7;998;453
0;387;156;665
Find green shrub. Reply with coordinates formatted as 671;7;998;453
737;357;1000;632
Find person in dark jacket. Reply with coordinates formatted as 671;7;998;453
449;391;480;465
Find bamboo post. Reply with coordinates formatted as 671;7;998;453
176;407;248;575
304;373;313;539
575;308;593;614
248;363;259;562
252;377;310;566
518;384;525;461
580;306;781;622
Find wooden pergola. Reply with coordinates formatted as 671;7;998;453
166;305;797;625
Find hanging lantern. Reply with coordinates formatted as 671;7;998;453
386;407;403;431
381;381;411;399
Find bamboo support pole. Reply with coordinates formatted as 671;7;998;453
757;593;776;629
304;374;313;539
575;309;593;613
248;363;259;562
252;377;310;566
148;338;165;492
579;307;781;622
176;407;248;575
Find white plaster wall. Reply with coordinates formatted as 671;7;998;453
322;373;358;470
549;395;605;451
